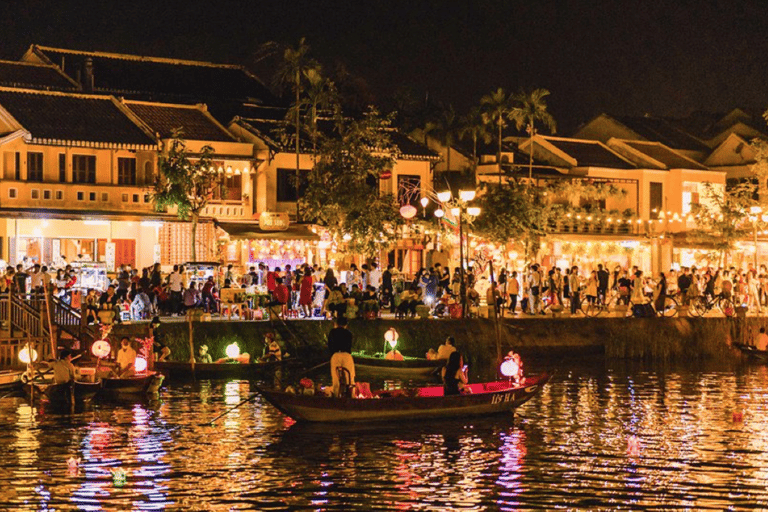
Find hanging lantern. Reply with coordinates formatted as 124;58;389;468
380;170;392;180
91;340;111;359
18;346;38;364
400;205;417;219
134;356;148;373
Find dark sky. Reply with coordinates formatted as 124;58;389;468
2;0;767;132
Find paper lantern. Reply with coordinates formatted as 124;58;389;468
134;356;147;373
91;340;111;359
500;359;519;378
225;343;240;359
18;346;38;364
400;205;417;219
384;328;399;349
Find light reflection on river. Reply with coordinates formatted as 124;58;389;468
3;359;768;510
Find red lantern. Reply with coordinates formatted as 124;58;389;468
91;340;111;359
380;170;392;180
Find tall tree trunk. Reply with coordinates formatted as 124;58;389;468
472;133;477;171
191;212;198;262
498;122;502;185
528;117;534;185
295;69;301;222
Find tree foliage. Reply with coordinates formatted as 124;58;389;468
299;108;404;258
153;132;218;260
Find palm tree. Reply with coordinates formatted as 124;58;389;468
299;68;337;162
480;88;511;184
509;88;557;184
275;38;320;220
459;107;492;171
433;104;459;173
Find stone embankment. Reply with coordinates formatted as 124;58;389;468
113;316;763;369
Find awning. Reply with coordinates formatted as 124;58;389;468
215;220;320;241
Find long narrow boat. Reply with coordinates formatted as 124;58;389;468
353;353;443;378
0;370;24;392
25;379;102;404
155;358;293;379
101;372;164;397
256;373;549;423
733;342;768;361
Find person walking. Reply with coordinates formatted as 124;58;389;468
508;271;520;315
569;266;581;315
299;267;314;318
597;264;609;305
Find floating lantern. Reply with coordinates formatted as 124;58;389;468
225;343;240;359
18;346;38;364
91;340;111;359
134;356;147;373
384;328;399;349
733;411;744;423
400;205;417;219
111;468;127;487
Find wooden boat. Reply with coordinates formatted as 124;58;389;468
353;353;444;378
155;357;292;379
25;379;102;404
0;370;24;392
256;373;550;423
101;372;164;396
733;342;768;361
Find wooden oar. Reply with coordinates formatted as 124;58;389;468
205;361;330;426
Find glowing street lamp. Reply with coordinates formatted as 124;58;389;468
437;191;452;203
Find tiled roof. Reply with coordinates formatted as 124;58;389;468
0;88;156;147
26;45;277;105
622;141;707;170
617;115;709;151
0;60;78;91
125;101;235;142
236;114;437;159
545;138;634;169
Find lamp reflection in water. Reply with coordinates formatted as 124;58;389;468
496;429;528;508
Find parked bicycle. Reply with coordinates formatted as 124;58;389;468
688;293;735;317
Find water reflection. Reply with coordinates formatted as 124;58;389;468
5;363;768;508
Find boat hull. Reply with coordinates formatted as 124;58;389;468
0;370;23;391
102;372;164;396
353;355;443;378
26;379;102;404
155;359;289;378
257;374;549;423
733;343;768;361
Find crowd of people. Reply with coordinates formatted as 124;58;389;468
4;257;765;324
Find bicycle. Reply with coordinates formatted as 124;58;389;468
688;293;735;317
624;293;679;317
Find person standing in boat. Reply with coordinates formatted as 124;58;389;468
442;351;468;396
327;316;355;397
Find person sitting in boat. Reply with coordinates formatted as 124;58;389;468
385;348;404;361
261;333;283;362
328;316;355;397
197;344;213;364
757;327;768;351
425;348;439;360
114;337;137;378
437;336;457;360
441;351;468;396
150;317;171;362
50;349;76;384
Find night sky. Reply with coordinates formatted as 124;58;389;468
2;0;767;131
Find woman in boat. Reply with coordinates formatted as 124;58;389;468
441;351;468;396
197;344;213;364
261;333;282;362
150;317;171;362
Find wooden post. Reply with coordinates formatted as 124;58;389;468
188;315;195;380
489;261;502;364
43;284;56;358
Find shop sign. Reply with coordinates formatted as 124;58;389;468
259;212;290;232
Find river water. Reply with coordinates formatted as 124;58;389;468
2;358;768;511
